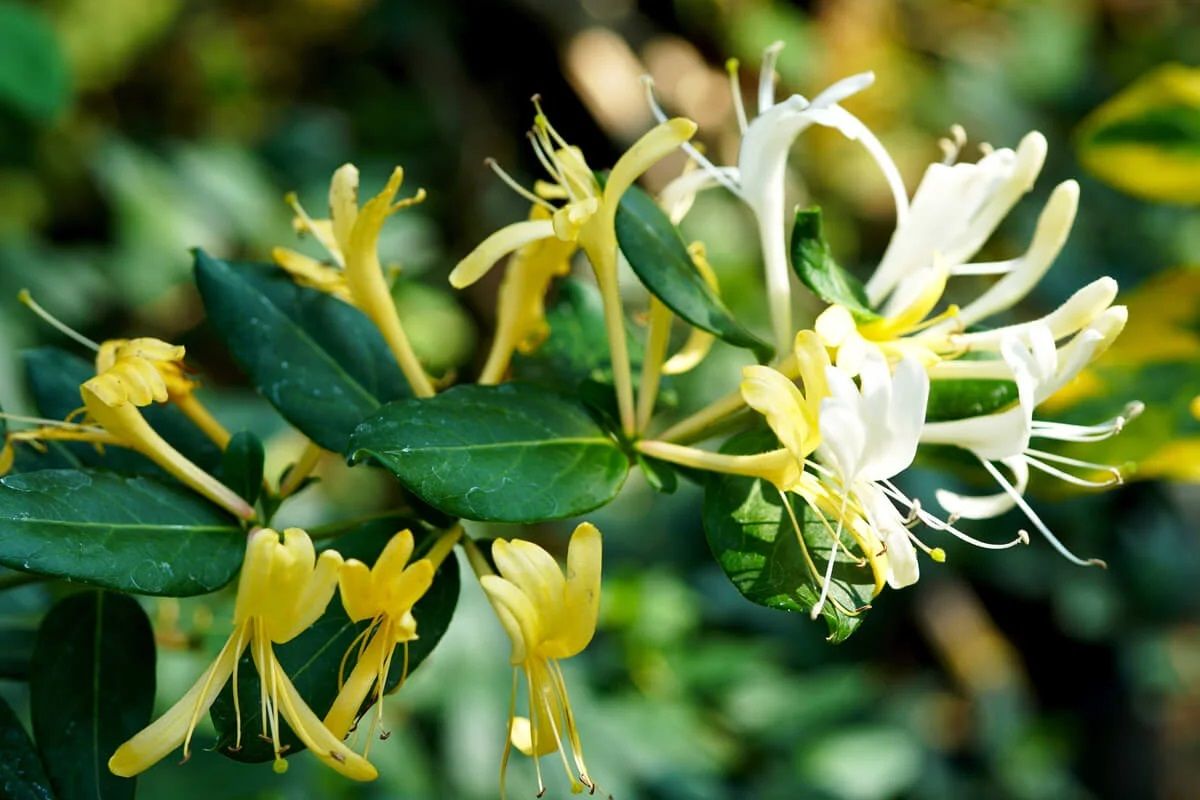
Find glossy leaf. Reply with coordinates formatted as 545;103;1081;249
349;383;630;522
703;429;875;642
23;346;223;475
925;379;1020;422
0;469;244;596
193;250;410;452
791;208;880;322
0;695;53;800
211;517;460;762
220;430;264;505
615;184;772;361
31;591;155;800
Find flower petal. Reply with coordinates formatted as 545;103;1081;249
450;219;557;289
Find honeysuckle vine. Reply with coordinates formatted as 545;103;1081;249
0;39;1141;799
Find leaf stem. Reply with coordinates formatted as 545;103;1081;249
423;525;463;571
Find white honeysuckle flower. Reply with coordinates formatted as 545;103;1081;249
920;314;1142;567
643;43;909;354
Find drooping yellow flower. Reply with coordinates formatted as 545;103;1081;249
109;528;377;781
478;203;577;384
0;343;254;520
473;523;602;797
324;530;436;749
452;103;696;433
273;165;435;397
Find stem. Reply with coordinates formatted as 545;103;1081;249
378;315;437;398
462;536;496;580
590;251;636;437
279;441;324;498
174;394;231;448
636;439;795;482
635;299;673;434
423;525;463;571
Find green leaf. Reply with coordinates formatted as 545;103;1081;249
0;627;36;680
0;695;54;800
512;278;644;389
211;518;459;763
790;208;880;322
0;2;71;122
219;431;264;505
23;346;223;475
615;184;773;361
0;469;244;596
349;383;630;522
925;379;1020;422
31;591;155;800
702;429;876;642
1076;63;1200;203
193;250;410;452
636;452;678;494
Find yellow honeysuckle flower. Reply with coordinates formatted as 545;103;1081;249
324;530;435;749
109;528;377;781
478;203;577;385
274;165;435;397
474;523;601;797
661;242;719;376
451;101;696;434
0;344;254;520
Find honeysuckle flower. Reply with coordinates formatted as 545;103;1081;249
0;343;254;520
452;100;696;433
274;165;435;397
324;530;435;748
478;203;577;384
921;312;1140;567
109;528;377;781
473;523;601;797
645;44;907;353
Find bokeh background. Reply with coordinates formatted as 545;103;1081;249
2;0;1200;798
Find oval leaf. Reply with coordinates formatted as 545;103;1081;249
31;591;155;800
790;207;880;322
702;429;876;642
193;250;410;452
211;518;459;762
925;379;1020;422
0;695;54;800
616;184;773;361
219;430;264;505
0;469;244;596
349;383;630;522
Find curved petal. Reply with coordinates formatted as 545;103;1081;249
337;559;377;623
603;118;697;212
328;163;360;254
450;219;557;289
935;455;1029;519
740;365;813;463
480;575;542;664
956;276;1117;350
552;522;602;658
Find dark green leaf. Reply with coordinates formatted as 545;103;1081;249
220;431;264;505
0;626;36;680
0;469;244;596
925;379;1020;422
636;452;678;494
616;185;773;361
193;250;410;452
0;695;53;800
349;383;629;522
23;346;223;475
0;1;70;122
790;208;880;322
702;429;876;642
31;591;154;800
212;518;459;762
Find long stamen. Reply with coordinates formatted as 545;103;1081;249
181;631;239;761
879;479;1029;550
18;290;101;351
527;130;577;204
938;124;968;165
284;193;343;267
548;659;591;789
725;58;749;133
811;492;850;620
979;457;1105;568
1030;402;1143;442
487;158;556;210
230;623;249;750
500;668;518;800
640;76;744;198
0;412;104;432
757;41;784;115
1024;449;1123;487
523;665;547;798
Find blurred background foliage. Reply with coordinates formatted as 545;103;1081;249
1;0;1199;798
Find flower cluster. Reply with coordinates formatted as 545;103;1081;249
0;40;1142;800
